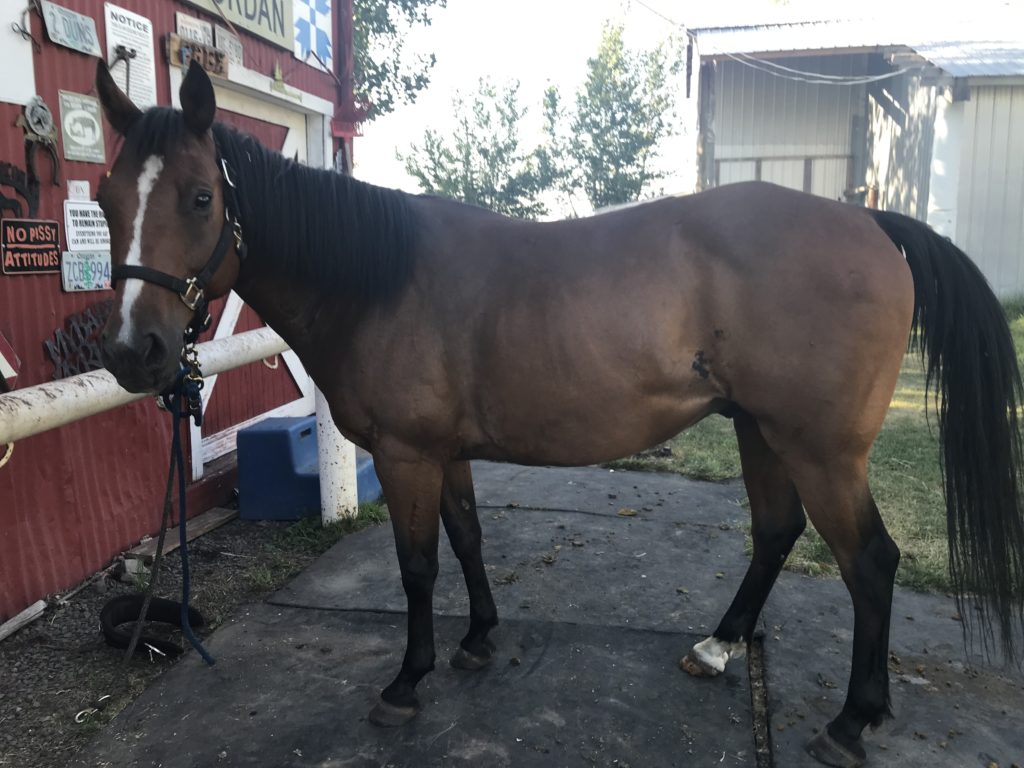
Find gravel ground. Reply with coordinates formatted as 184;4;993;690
0;505;387;768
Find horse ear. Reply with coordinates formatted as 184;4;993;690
96;59;141;135
179;61;216;135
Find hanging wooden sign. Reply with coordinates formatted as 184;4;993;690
1;219;61;275
166;33;229;78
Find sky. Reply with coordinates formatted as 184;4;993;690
353;0;1019;203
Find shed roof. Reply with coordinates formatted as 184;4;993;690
692;14;1024;77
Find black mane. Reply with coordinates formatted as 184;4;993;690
121;107;418;302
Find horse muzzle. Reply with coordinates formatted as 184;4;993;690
100;328;181;394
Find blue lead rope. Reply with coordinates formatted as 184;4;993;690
163;367;216;666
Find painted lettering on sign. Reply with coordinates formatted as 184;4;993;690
183;0;293;50
1;219;61;274
166;33;229;77
45;300;113;380
41;0;103;57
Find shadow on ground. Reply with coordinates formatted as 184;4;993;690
75;464;1023;767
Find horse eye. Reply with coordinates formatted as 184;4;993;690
194;191;212;210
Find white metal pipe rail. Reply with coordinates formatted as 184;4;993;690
0;327;288;445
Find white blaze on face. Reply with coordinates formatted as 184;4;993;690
691;635;747;675
117;155;165;344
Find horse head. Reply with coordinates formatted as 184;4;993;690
95;60;242;393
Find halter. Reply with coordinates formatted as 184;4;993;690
110;136;247;345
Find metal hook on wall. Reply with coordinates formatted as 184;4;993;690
108;44;137;98
11;0;41;53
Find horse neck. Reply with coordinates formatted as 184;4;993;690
215;126;415;358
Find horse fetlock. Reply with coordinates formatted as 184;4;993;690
681;636;747;677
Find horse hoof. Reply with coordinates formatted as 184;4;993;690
368;698;419;728
450;646;493;670
805;730;865;768
679;652;719;677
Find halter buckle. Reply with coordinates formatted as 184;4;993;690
180;277;204;311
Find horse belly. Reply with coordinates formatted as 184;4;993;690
463;366;723;467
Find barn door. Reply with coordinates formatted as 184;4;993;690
189;92;315;481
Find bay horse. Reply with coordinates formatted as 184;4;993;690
95;61;1024;767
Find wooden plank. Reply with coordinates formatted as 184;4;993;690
126;506;238;564
0;599;46;642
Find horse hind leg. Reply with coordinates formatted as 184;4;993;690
440;460;499;670
785;450;900;768
681;411;806;676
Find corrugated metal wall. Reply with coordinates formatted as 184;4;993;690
0;0;336;621
712;55;868;199
956;85;1024;298
866;73;937;220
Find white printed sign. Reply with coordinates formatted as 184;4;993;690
67;180;91;202
62;251;112;292
64;200;111;252
104;4;157;109
176;12;212;45
215;24;244;70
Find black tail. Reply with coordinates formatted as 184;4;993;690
869;209;1024;663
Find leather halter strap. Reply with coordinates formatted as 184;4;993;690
111;136;246;345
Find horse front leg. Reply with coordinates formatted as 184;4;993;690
368;449;443;727
441;460;499;670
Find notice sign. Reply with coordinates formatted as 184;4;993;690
62;251;112;292
105;4;158;109
1;219;61;275
59;91;106;164
40;0;103;57
64;201;111;252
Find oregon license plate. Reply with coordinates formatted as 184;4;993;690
61;251;111;292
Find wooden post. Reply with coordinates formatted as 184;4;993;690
0;600;45;642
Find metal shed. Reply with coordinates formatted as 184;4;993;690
690;11;1024;297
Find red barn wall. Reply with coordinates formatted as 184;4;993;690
0;0;338;621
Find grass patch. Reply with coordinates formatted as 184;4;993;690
612;300;1024;592
605;416;742;481
243;501;388;593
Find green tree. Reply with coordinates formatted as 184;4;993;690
401;79;549;219
541;24;679;210
354;0;446;121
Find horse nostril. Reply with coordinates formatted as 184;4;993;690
143;333;167;369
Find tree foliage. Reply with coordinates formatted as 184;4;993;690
399;22;678;218
354;0;446;121
400;80;548;219
541;24;679;210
